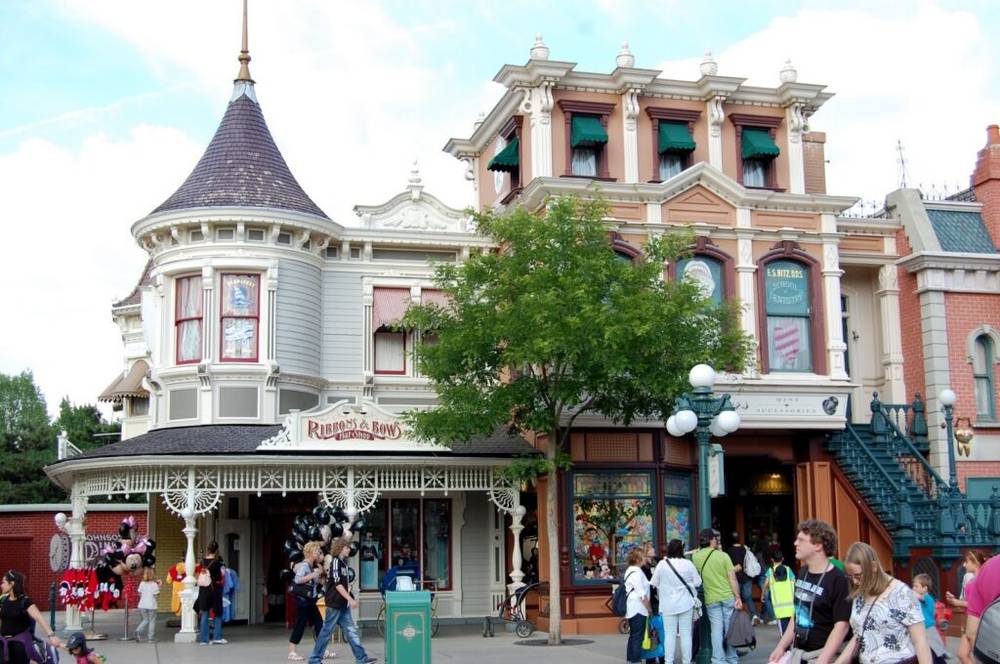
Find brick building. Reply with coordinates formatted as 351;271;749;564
0;504;147;611
888;125;1000;497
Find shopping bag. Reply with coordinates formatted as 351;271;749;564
642;617;652;650
641;614;665;660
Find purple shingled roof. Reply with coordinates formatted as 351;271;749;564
152;92;328;219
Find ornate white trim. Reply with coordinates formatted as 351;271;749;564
67;461;522;515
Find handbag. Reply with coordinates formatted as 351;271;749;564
641;614;665;660
668;557;703;620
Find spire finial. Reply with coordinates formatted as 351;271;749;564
235;0;254;83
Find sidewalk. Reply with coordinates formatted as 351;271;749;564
56;610;962;663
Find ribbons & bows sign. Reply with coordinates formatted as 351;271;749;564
258;400;446;452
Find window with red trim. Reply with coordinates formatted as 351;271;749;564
220;273;260;362
175;275;202;364
374;327;406;375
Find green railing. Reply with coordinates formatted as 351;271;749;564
830;393;1000;556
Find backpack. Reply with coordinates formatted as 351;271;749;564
974;595;1000;664
611;570;638;617
725;607;756;649
743;548;762;578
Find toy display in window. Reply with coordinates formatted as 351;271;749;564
360;534;381;591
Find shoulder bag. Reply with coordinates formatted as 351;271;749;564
666;558;702;620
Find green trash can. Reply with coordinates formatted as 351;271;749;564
384;590;432;663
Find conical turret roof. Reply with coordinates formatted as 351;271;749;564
152;2;328;219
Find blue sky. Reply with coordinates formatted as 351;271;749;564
1;0;998;415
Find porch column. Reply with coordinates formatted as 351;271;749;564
507;504;527;594
64;486;88;632
821;215;848;380
176;470;199;642
877;264;907;402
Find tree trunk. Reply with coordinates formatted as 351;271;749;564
546;443;562;645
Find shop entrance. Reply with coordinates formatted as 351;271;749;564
711;457;795;563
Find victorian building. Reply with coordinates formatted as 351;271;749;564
45;17;533;639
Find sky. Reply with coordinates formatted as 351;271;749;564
1;0;998;418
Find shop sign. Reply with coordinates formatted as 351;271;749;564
765;260;809;315
729;392;849;428
258;400;447;452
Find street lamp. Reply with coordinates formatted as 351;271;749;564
938;388;958;489
666;364;741;531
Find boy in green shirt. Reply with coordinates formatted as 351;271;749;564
692;528;743;664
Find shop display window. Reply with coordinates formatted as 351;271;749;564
362;497;452;592
663;473;692;546
570;471;655;583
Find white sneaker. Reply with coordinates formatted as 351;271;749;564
324;651;337;659
211;639;228;645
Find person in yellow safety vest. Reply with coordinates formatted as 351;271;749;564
762;548;796;635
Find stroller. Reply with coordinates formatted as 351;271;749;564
0;632;60;664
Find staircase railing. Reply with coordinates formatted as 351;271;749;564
837;423;914;534
872;393;946;500
954;488;1000;544
878;393;929;451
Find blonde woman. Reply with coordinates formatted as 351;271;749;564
135;566;160;642
288;541;329;661
833;543;931;664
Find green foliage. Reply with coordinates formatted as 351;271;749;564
501;449;573;485
0;372;120;503
401;195;752;448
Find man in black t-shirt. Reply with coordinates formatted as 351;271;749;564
768;520;851;664
727;531;759;623
308;537;376;664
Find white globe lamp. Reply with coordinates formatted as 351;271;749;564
939;389;956;407
689;364;716;389
675;409;698;434
54;512;67;529
717;409;741;434
666;416;683;437
709;417;727;437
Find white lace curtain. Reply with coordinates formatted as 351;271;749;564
176;276;202;363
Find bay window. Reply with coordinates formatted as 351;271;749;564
220;273;260;362
175;275;202;364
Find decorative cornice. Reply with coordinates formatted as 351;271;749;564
516;162;858;214
898;251;1000;274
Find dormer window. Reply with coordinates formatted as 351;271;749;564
559;100;615;180
731;114;782;190
646;108;700;183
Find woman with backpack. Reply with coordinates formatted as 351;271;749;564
833;542;931;664
288;542;331;661
622;547;652;664
196;541;227;645
650;539;703;664
0;569;62;663
761;548;795;635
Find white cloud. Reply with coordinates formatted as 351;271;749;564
658;5;998;200
0;127;202;416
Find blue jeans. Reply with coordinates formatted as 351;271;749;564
706;597;737;664
758;576;774;622
198;612;222;643
739;578;757;618
309;604;367;664
626;613;647;663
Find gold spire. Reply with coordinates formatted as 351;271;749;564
235;0;253;83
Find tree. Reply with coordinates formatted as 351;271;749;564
401;196;751;644
0;371;50;436
55;398;120;451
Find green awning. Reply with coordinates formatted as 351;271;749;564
571;115;608;147
487;137;520;173
658;122;696;154
742;128;780;159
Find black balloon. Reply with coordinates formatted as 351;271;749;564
313;506;331;525
349;543;359;557
331;507;346;523
346;567;356;583
288;550;304;564
145;539;156;552
351;517;367;534
329;522;344;537
284;538;301;556
293;515;309;529
142;554;156;568
308;526;323;542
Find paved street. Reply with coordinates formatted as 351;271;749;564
55;611;962;663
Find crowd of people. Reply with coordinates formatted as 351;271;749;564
618;520;998;664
